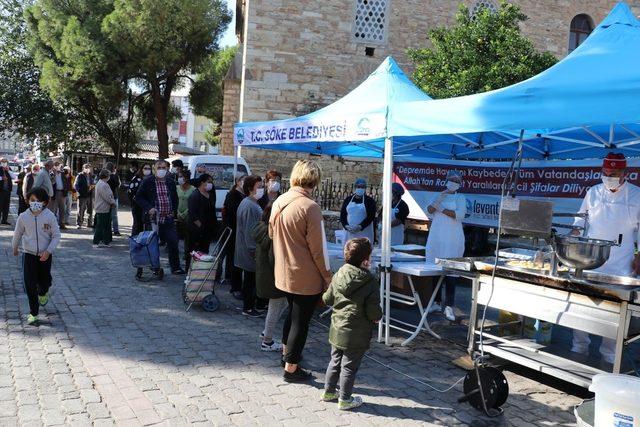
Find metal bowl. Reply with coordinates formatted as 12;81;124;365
553;235;616;276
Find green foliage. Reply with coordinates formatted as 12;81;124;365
24;0;141;161
203;123;221;147
0;0;75;148
408;2;558;99
102;0;232;159
190;45;238;125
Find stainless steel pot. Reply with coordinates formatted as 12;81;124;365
553;234;619;277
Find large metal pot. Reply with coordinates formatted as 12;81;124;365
553;235;619;277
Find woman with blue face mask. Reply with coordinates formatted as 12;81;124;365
425;170;467;322
340;178;377;243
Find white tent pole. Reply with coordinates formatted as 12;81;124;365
380;136;394;345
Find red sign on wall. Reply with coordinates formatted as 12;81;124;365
179;120;187;136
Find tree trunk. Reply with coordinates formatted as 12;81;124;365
151;82;169;160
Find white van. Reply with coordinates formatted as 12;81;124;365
167;154;251;213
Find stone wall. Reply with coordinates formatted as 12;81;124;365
221;0;639;180
220;79;241;156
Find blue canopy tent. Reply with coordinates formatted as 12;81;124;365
233;2;640;345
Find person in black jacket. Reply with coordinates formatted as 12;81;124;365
127;163;149;236
135;160;184;275
223;174;246;299
16;164;30;215
0;158;13;225
74;164;95;229
186;174;218;269
105;162;121;236
340;178;376;243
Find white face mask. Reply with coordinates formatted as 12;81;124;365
269;181;281;193
170;167;177;174
142;169;151;176
255;188;264;199
1;162;7;168
602;175;622;191
177;177;185;185
29;201;43;212
84;169;90;174
205;182;213;192
355;188;365;197
446;181;461;192
156;169;167;179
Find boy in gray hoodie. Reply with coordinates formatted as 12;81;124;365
12;187;61;325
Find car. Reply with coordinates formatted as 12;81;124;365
167;154;251;215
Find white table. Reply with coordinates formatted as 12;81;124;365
380;262;445;346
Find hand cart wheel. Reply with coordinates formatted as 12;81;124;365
202;294;220;312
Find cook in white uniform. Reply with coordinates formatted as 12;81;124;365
571;153;640;364
425;170;467;321
340;178;377;243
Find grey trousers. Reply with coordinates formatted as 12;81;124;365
262;297;288;341
110;198;119;232
324;346;366;401
51;191;66;225
77;197;93;226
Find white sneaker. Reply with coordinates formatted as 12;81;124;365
261;340;283;352
444;306;456;321
338;396;363;410
428;303;442;314
92;244;100;249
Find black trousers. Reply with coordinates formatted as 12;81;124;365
242;270;256;311
282;291;321;364
131;203;144;236
0;190;10;222
227;237;243;293
23;253;52;316
18;195;28;215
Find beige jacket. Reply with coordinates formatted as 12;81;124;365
94;179;115;214
269;187;332;295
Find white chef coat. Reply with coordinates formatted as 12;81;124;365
345;195;375;243
425;192;467;263
574;182;640;276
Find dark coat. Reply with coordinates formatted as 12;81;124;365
74;173;93;198
107;173;121;199
251;221;283;299
339;194;376;229
134;175;179;217
223;188;245;230
187;190;218;241
0;168;13;192
322;264;382;351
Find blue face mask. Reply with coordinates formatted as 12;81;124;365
355;188;365;197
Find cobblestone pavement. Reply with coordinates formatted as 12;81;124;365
0;204;586;426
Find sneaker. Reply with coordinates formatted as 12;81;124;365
103;244;111;248
428;303;442;314
338;396;363;411
283;367;313;383
230;290;243;300
172;269;186;275
27;314;38;325
113;232;121;236
321;391;338;402
92;244;100;249
38;293;49;307
261;340;283;352
76;225;82;229
444;306;456;321
242;309;264;318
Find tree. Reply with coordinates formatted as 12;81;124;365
0;0;76;149
190;45;238;126
103;0;232;159
408;2;558;99
24;0;142;164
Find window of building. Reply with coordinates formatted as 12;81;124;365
569;14;593;53
353;0;389;44
470;0;497;19
171;122;179;131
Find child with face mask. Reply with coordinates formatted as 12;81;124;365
12;187;61;325
321;237;382;410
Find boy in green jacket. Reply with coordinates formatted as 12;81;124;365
321;238;382;410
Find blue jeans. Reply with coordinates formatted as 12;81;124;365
158;217;181;271
110;198;119;233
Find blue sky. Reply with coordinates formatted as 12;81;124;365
221;0;237;47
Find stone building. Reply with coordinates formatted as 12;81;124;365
221;0;639;181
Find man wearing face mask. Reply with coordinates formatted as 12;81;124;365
74;164;94;229
170;159;184;180
0;158;12;225
570;153;640;363
128;163;151;236
425;170;467;321
340;178;376;243
135;160;185;275
258;170;282;209
190;164;207;186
